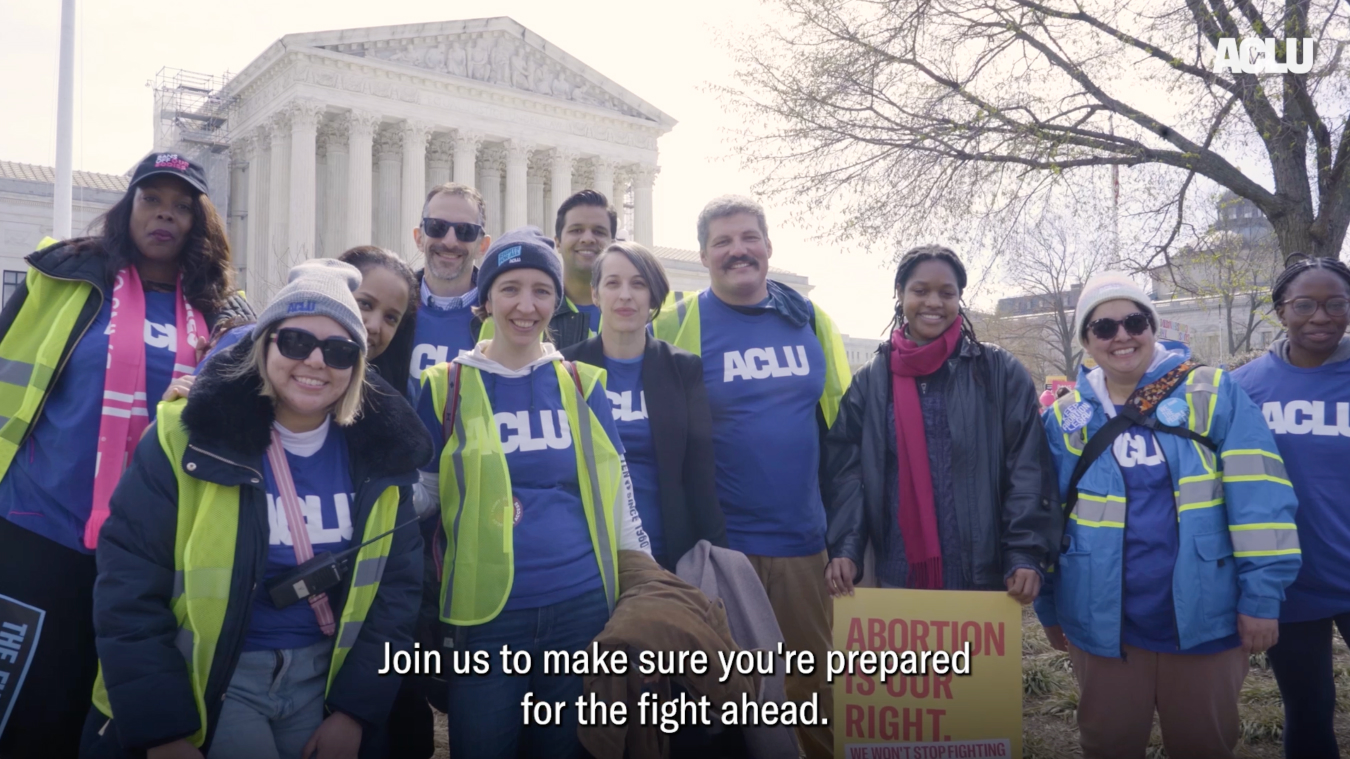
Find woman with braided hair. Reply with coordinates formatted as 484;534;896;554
821;245;1057;600
1232;254;1350;759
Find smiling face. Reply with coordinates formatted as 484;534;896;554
594;252;652;334
1083;298;1156;387
353;265;411;361
484;268;558;351
701;212;771;304
129;175;196;268
898;259;962;343
1277;268;1350;360
557;204;614;282
265;315;355;429
415;192;487;288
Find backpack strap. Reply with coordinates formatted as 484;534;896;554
562;359;584;395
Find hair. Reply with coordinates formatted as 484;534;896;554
339;246;418;394
590;241;671;323
231;322;367;425
889;245;980;345
554;189;618;240
696;195;768;252
1270;254;1350;308
423;183;487;228
89;177;235;314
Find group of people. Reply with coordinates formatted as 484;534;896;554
0;149;1345;759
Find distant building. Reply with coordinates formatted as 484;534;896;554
995;284;1082;318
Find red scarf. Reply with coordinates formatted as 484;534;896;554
889;316;962;589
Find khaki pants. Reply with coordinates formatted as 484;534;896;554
1069;642;1249;759
747;551;834;759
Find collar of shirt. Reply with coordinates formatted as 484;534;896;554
421;279;477;311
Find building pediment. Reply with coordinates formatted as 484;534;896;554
279;18;674;128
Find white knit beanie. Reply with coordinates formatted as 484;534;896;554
1073;272;1159;346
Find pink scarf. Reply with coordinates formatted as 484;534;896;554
889;316;962;589
85;266;206;549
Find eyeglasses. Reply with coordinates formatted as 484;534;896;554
272;328;362;370
1281;296;1350;318
420;218;484;242
1086;312;1153;341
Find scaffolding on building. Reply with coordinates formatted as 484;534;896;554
153;67;234;153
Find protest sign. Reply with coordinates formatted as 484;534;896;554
833;588;1022;759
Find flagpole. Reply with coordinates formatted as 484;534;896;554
53;0;76;239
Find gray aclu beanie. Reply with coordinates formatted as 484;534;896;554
254;259;368;353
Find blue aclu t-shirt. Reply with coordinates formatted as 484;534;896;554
1113;406;1237;654
698;290;827;557
0;291;182;553
418;362;626;610
245;423;354;652
1234;352;1350;623
605;355;663;560
410;288;478;387
575;302;601;334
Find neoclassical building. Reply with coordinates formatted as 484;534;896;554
167;17;676;298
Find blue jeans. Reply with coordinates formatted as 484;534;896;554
208;637;334;759
447;587;609;759
1266;613;1350;759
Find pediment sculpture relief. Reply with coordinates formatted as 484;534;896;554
328;35;645;119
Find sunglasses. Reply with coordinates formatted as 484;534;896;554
1281;296;1350;318
1086;312;1152;341
420;218;484;242
272;328;362;370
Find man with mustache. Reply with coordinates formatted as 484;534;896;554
408;183;491;388
650;195;850;759
550;189;617;349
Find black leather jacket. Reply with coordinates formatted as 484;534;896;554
822;337;1060;586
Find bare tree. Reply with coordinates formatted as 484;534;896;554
1002;210;1116;375
720;0;1350;266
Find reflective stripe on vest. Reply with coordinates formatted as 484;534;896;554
652;289;850;427
1069;493;1126;528
0;267;95;477
428;361;622;626
91;399;399;746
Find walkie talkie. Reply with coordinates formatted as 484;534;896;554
264;513;421;609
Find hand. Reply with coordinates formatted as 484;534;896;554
825;557;857;598
1238;614;1279;654
147;740;205;759
302;711;363;759
162;374;197;402
1005;568;1041;605
1042;625;1069;652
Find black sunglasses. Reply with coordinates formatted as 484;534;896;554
420;218;484;242
272;328;362;370
1086;312;1152;342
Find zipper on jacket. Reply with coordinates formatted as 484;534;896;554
187;444;264;484
1161;452;1182;651
27;274;104;439
1116;444;1129;662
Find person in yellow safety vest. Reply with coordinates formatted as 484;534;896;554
648;195;850;759
0;152;251;759
413;227;649;759
83;260;431;759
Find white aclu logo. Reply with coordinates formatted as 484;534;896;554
496;410;571;453
1214;38;1314;74
1263;401;1350;437
411;344;449;379
606;390;648;422
267;493;354;546
1113;431;1164;469
723;346;810;382
144;321;176;350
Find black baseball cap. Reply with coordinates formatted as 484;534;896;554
129;151;209;195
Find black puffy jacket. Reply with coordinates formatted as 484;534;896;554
822;337;1060;587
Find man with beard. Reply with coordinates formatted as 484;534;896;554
549;189;617;348
409;183;490;387
650;195;850;759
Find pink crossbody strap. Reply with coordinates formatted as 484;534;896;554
266;427;336;636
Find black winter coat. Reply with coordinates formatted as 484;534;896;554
563;334;727;569
84;335;433;755
822;337;1060;587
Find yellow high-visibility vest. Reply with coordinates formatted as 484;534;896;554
91;399;400;747
424;360;622;626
